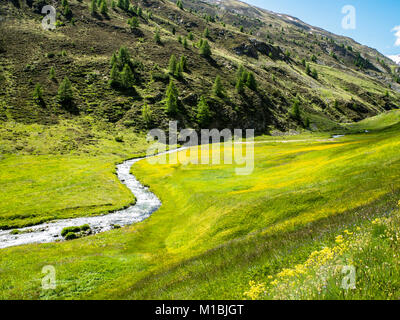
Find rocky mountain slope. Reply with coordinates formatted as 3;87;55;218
1;0;399;134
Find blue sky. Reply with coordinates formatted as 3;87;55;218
243;0;400;56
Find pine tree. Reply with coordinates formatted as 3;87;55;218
142;103;153;126
58;77;73;104
180;55;187;71
236;65;247;94
213;75;224;97
183;37;188;48
203;27;210;38
236;75;245;94
90;0;97;15
168;54;177;74
137;6;142;17
176;0;183;10
188;31;194;40
111;0;116;10
291;99;301;121
100;0;108;14
120;64;134;88
49;66;56;80
118;46;131;68
311;68;318;79
178;35;182;44
200;39;211;58
117;0;124;9
128;17;139;30
110;52;117;67
246;72;257;91
165;79;179;114
305;63;311;75
304;117;310;128
240;26;244;32
33;83;44;104
154;28;161;44
123;0;129;11
109;63;120;87
196;96;210;126
174;60;183;78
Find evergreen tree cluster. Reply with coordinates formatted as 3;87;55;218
168;54;187;78
198;39;211;58
109;47;138;89
235;65;257;94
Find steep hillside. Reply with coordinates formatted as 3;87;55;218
1;0;399;134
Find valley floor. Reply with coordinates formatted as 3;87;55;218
0;111;400;299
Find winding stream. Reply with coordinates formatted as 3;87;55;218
0;148;185;249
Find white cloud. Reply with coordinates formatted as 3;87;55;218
391;26;400;46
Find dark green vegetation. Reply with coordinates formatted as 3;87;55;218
61;224;91;240
1;0;400;300
1;0;400;134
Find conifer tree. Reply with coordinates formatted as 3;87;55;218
120;64;134;88
174;60;183;78
128;17;139;30
154;28;161;44
58;77;73;104
168;54;177;74
176;0;183;10
109;63;120;87
196;96;210;126
236;65;247;94
180;55;187;72
200;39;211;58
188;31;194;40
165;79;179;114
110;52;117;67
100;0;108;14
49;66;56;80
246;72;257;91
183;37;188;48
203;27;210;38
90;0;97;15
33;83;44;104
213;75;224;97
118;46;131;68
123;0;129;11
142;103;153;126
311;68;318;79
291;99;301;121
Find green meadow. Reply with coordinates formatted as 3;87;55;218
0;111;400;299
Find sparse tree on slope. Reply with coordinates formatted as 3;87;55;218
213;75;224;98
197;96;210;127
58;77;73;104
165;79;179;114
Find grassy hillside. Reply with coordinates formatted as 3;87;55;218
1;110;399;299
1;0;399;134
